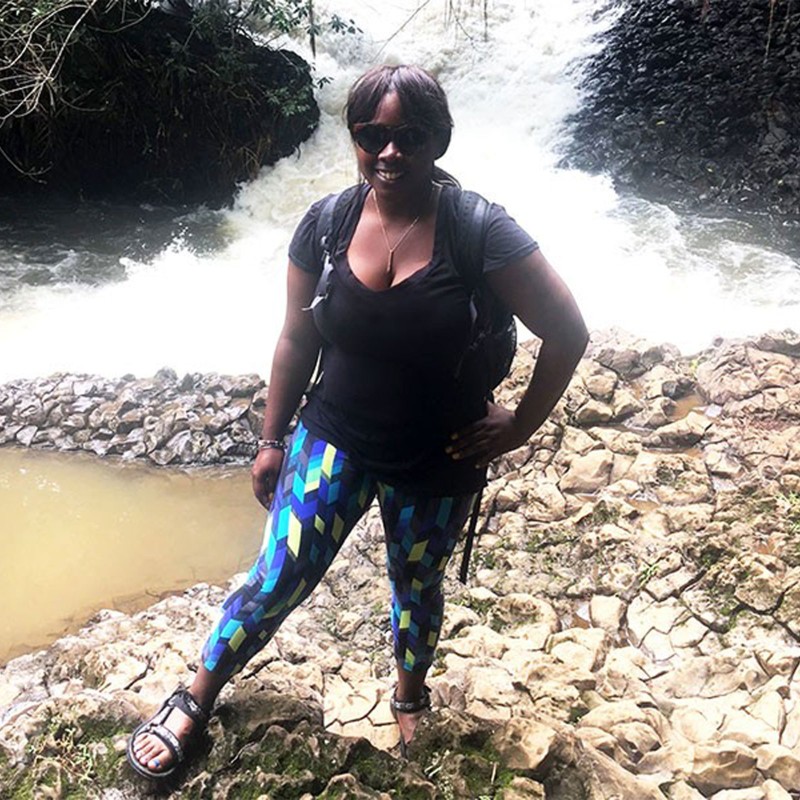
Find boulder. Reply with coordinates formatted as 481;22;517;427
756;744;800;791
491;717;559;771
560;449;615;493
690;741;759;794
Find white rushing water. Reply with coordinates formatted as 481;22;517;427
0;0;797;382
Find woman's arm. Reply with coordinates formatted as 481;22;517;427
447;249;589;467
251;261;322;508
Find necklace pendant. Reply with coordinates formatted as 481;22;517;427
372;189;428;282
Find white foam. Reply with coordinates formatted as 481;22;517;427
0;0;797;382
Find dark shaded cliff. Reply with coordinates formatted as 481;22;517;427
564;0;799;248
0;1;319;205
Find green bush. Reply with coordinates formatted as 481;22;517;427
0;0;323;202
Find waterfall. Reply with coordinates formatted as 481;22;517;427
0;0;797;382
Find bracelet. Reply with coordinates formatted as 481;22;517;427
257;438;286;452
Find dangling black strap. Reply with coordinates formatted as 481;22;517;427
459;488;483;584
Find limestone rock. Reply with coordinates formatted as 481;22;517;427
643;410;713;448
589;594;625;631
612;388;643;420
668;781;706;799
3;335;800;798
439;625;510;660
630;396;676;428
756;743;800;791
707;789;767;800
762;778;793;799
774;582;800;638
719;708;780;747
733;555;786;613
547;627;609;672
578;744;668;799
491;717;558;771
690;741;758;794
584;370;618;402
498;777;546;799
560;449;615;493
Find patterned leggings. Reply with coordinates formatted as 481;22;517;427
202;421;476;680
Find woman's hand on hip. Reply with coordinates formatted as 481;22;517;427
251;448;285;509
446;403;529;468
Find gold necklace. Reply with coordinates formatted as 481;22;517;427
372;188;430;277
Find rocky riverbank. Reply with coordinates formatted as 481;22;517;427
2;330;800;798
0;369;269;466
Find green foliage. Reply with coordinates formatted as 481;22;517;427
0;0;330;200
585;499;619;526
11;712;127;797
637;557;663;587
568;703;589;724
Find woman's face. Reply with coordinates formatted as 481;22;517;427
352;92;437;202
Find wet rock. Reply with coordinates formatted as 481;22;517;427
611;388;642;420
15;425;37;446
564;0;800;233
0;369;272;468
697;341;800;408
643;410;713;448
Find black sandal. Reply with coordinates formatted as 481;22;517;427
390;685;431;759
126;686;209;780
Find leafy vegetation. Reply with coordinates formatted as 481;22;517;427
0;0;340;201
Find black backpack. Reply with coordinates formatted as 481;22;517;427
310;183;516;395
310;183;517;582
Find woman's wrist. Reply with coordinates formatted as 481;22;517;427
257;437;286;452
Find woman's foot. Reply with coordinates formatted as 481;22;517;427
395;707;425;748
390;685;431;758
126;687;209;779
131;706;195;773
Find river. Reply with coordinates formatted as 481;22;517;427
1;0;798;663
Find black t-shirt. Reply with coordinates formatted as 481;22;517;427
288;183;537;495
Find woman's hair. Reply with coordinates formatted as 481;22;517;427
346;65;453;160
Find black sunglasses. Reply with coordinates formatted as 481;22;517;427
351;123;432;155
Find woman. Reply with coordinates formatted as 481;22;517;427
127;64;588;779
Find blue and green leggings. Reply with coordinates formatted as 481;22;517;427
202;421;475;680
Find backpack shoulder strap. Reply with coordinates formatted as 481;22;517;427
316;193;339;260
459;487;483;584
451;188;491;291
306;184;363;311
316;183;363;264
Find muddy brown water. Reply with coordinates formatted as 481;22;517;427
0;447;265;664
